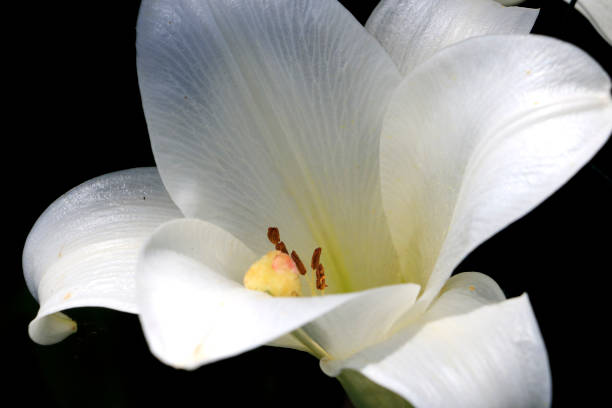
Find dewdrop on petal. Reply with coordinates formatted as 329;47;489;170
244;250;302;297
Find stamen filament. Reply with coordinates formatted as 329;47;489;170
290;328;330;360
306;269;317;297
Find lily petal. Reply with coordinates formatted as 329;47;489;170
302;282;420;360
136;218;420;369
366;0;538;75
269;278;421;358
137;0;402;292
379;35;612;305
266;334;309;353
23;168;181;345
323;275;551;408
565;0;612;45
270;281;421;357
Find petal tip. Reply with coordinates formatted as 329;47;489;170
29;312;78;346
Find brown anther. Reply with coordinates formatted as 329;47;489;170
275;241;288;254
264;227;328;291
316;264;327;290
267;227;280;245
291;251;307;275
317;264;325;277
311;247;322;270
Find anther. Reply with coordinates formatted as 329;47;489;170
316;264;328;290
267;227;280;245
311;247;322;270
262;227;328;294
275;241;288;254
291;251;307;275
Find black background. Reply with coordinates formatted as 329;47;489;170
8;1;611;407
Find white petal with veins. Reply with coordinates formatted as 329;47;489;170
366;0;538;75
323;274;551;408
137;0;402;292
379;35;612;307
303;283;420;360
24;168;181;344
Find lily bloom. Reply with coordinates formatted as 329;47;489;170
23;0;612;406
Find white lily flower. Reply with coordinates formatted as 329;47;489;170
23;0;612;406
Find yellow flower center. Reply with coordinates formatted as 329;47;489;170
243;250;302;297
243;227;328;297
